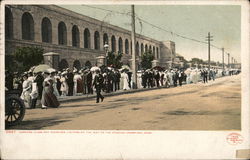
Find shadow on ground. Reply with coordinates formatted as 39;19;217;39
6;117;70;130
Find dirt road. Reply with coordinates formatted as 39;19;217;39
9;74;241;130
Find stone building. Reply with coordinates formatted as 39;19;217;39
5;5;176;70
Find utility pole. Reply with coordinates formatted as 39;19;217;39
227;53;230;68
131;5;137;89
206;32;213;70
222;47;224;70
231;57;234;69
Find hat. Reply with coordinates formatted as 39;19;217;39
73;69;78;73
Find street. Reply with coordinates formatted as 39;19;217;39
8;74;241;130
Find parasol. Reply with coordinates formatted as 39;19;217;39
121;65;131;72
46;68;57;73
33;64;51;73
90;66;100;72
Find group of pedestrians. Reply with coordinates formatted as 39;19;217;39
5;66;241;108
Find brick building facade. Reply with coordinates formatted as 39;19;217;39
5;5;176;70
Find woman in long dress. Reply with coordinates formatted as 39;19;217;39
122;71;130;90
20;74;32;108
60;73;68;97
137;72;142;89
41;72;60;109
74;72;83;96
51;72;60;97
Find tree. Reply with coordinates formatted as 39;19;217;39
5;55;19;73
106;51;123;68
190;58;204;65
141;50;154;69
13;46;44;72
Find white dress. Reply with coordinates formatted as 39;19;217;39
21;80;32;108
60;77;68;96
122;72;130;90
137;73;142;89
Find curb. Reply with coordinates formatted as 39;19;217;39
58;75;234;104
58;86;169;103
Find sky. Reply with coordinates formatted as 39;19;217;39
60;5;241;63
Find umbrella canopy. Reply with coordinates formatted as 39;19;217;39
29;66;36;73
90;66;100;72
121;65;131;71
33;64;51;73
46;68;56;73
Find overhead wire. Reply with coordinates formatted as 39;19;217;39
81;4;234;59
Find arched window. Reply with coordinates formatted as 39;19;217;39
136;42;139;56
149;45;152;52
103;33;108;45
5;7;13;39
59;59;69;71
73;60;81;70
84;28;90;48
141;43;144;55
153;46;155;57
72;25;80;47
22;12;34;40
125;39;129;54
94;31;100;50
41;17;52;43
111;35;116;52
145;45;148;53
58;21;67;45
118;37;123;53
85;61;92;68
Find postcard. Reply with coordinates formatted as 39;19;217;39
0;0;249;159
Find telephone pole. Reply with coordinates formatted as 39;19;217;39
222;47;224;70
206;32;213;70
227;53;230;68
131;5;137;89
231;57;234;68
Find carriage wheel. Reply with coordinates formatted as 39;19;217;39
5;95;25;126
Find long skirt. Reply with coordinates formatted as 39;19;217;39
77;79;84;93
41;86;60;108
21;90;31;108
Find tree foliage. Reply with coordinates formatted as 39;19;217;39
13;46;44;71
190;58;204;64
106;51;123;69
141;50;154;69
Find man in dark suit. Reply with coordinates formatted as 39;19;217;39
114;70;121;91
141;70;147;88
154;71;160;87
93;70;104;103
86;70;93;94
66;69;74;96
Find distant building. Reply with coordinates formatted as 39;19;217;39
5;5;176;70
173;53;185;68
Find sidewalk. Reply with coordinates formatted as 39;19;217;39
58;85;168;103
58;75;236;104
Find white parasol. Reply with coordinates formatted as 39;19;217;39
33;64;51;73
90;66;100;72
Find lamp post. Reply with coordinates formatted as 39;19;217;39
104;42;109;66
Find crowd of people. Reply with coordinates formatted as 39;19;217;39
5;65;241;109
